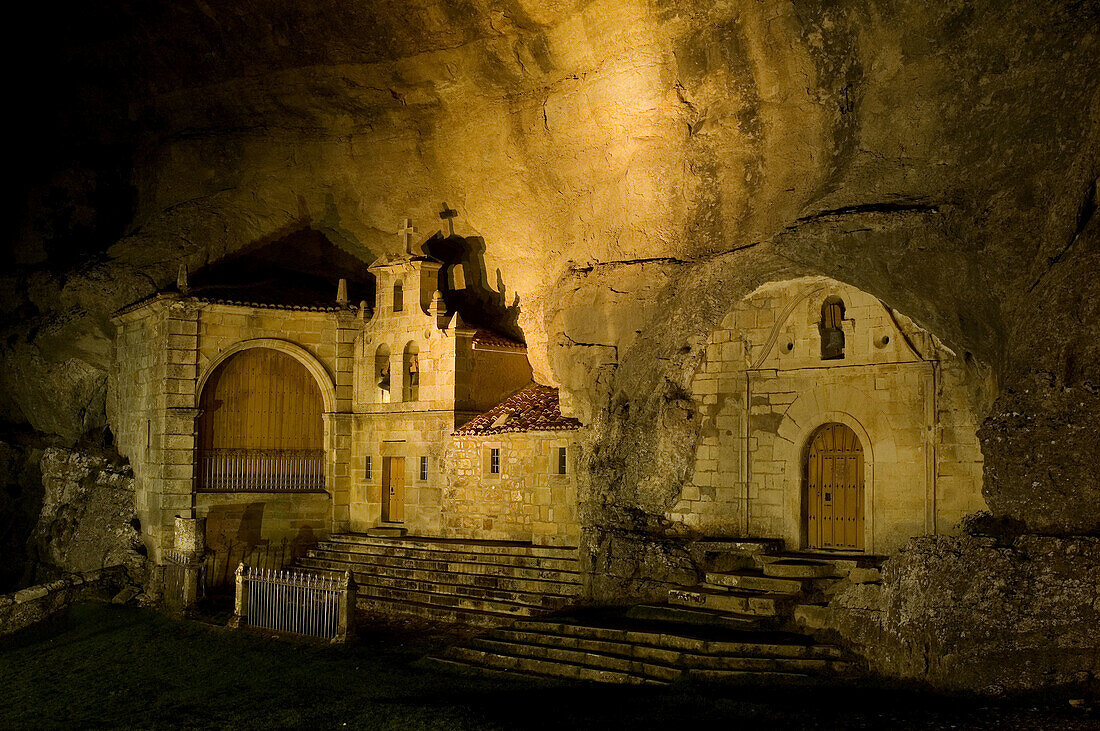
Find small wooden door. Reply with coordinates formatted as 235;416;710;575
382;457;405;523
805;423;864;551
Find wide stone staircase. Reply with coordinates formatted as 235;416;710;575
430;538;885;686
294;533;583;627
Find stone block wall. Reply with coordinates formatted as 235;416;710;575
111;296;351;561
445;432;579;545
109;301;170;557
350;411;451;534
669;276;988;555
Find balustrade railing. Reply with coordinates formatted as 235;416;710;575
198;449;325;492
230;563;354;642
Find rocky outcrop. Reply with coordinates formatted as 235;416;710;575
27;448;148;586
0;441;45;591
828;533;1100;694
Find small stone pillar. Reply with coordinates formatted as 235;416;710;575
228;562;249;629
172;516;205;613
335;570;357;643
336;278;349;305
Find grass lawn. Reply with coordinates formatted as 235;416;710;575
0;602;1094;730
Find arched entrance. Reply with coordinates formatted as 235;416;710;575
197;347;325;492
804;423;864;551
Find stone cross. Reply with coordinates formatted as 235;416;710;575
439;203;458;237
399;219;418;255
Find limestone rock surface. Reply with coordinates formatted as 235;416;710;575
829;534;1100;693
27;448;148;585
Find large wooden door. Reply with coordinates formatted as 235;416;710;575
197;348;324;491
382;457;405;523
805;423;864;550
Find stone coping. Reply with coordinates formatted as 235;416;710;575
0;566;128;637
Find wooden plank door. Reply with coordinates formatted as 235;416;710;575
805;423;864;551
382;457;405;523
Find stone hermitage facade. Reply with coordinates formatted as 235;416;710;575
109;246;984;573
108;247;583;564
669;276;987;555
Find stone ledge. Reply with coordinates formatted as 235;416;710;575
0;566;128;637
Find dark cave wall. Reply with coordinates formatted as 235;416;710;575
0;0;1097;690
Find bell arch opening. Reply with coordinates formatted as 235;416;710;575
196;347;325;492
402;342;420;402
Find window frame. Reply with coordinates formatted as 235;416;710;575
365;455;372;480
393;281;404;312
490;447;501;475
419;455;428;481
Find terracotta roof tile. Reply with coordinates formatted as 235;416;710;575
472;329;527;350
456;385;581;435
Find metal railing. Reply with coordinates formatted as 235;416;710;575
197;449;325;492
201;536;305;594
230;564;355;642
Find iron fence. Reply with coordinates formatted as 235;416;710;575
198;448;325;492
233;564;354;641
201;535;315;595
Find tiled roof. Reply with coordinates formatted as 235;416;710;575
455;385;582;435
472;329;526;351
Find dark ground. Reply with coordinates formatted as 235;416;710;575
0;602;1095;730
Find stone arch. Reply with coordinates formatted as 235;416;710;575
402;341;420;402
196;338;337;413
772;383;895;553
374;343;392;403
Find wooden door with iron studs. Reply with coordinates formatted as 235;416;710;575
805;423;864;551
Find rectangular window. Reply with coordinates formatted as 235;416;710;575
365;456;372;480
557;447;567;475
490;448;501;474
419;455;428;481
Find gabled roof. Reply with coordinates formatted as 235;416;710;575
455;385;582;435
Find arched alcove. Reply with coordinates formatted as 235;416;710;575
196;347;324;491
819;296;846;360
375;344;392;403
402;341;420;402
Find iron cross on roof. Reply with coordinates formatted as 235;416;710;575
399;219;418;254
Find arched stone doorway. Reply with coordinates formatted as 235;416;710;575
197;347;325;492
804;423;865;551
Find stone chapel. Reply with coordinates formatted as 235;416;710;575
109;230;583;570
108;229;986;611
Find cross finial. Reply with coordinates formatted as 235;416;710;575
439;203;458;237
399;218;418;255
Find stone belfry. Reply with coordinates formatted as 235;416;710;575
367;219;443;318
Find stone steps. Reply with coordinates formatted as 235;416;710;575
328;533;579;560
299;558;576;611
313;541;580;573
357;594;526;628
289;533;583;628
704;572;809;595
438;646;664;685
298;555;580;597
668;587;793;617
430;613;856;685
305;547;581;584
621;603;764;630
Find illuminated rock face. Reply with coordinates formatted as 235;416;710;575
2;0;1099;688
